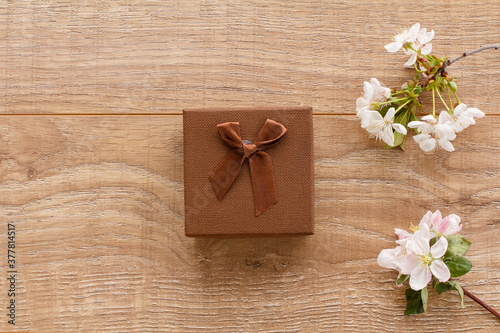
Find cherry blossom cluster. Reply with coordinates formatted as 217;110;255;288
378;210;472;315
356;23;485;152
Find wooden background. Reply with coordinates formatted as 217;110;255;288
0;0;499;331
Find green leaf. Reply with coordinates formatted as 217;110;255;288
445;256;473;277
434;281;465;309
399;138;406;150
445;235;471;258
434;281;454;294
393;131;405;147
393;109;411;150
452;281;466;308
421;287;428;311
394;108;409;125
404;288;425;315
397;274;409;286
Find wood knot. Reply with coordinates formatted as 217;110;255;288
27;167;37;180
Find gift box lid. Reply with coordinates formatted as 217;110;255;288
183;107;314;237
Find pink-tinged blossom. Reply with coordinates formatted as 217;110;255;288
406;232;451;291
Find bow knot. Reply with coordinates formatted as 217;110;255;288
243;142;257;158
209;119;287;216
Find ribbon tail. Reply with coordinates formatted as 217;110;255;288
209;149;245;200
248;151;277;216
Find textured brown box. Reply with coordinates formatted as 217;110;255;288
183;107;314;237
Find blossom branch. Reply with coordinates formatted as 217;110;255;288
425;44;500;86
448;44;500;66
462;286;500;320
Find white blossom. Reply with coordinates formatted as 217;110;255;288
408;112;456;152
356;78;391;127
403;28;434;68
447;103;485;133
385;23;420;53
362;107;407;146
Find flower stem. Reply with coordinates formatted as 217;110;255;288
432;88;436;117
378;97;408;105
413;63;425;73
436;90;450;111
462;286;500;320
446;85;454;110
453;89;461;104
395;99;411;112
406;44;422;56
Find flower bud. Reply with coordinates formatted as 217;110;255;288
448;81;457;92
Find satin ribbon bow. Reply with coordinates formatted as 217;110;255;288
209;119;287;216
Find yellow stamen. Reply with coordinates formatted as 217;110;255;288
420;254;432;266
410;223;419;232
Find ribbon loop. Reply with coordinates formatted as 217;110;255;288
209;119;287;216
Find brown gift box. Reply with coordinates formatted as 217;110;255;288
183;107;314;237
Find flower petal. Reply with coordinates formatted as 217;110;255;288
420;43;432;55
442;214;462;235
412;133;429;143
363;81;374;100
395;228;411;240
438;111;452;124
370;77;381;89
399;253;418;275
419;211;433;229
421;115;437;123
356;97;370;113
408;229;430;255
463;107;485;119
410;265;432;291
404;53;418;68
408;121;425;128
377;248;399;270
363;110;383;121
435;216;448;234
392;123;407;135
438;138;455;152
407;23;420;42
453;103;467;116
418;28;434;45
385;42;402;53
385;107;396;120
419;137;437;152
431;210;442;225
382;87;391;99
431;236;448;258
430;260;451;283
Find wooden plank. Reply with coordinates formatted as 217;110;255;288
0;115;499;331
0;0;499;114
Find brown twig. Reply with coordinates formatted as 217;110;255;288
447;44;500;66
424;44;500;87
462;286;500;319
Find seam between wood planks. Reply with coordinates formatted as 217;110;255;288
0;113;500;117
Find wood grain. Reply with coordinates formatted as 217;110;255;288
0;0;499;114
1;0;499;331
0;115;499;332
